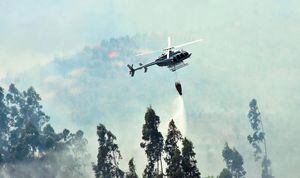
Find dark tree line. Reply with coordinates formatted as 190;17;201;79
141;107;201;178
94;107;201;178
1;83;275;178
0;84;89;177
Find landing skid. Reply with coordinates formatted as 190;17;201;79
168;62;189;72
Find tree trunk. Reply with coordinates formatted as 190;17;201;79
112;151;119;178
157;161;159;174
160;157;163;175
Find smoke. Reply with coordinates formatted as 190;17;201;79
172;95;187;136
0;150;93;178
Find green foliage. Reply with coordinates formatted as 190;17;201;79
143;161;155;178
6;84;50;132
218;168;232;178
0;87;9;163
126;158;138;178
247;99;265;161
12;122;40;161
164;119;183;178
171;149;184;178
222;143;246;178
182;138;201;178
247;99;273;178
93;123;124;178
0;84;89;176
140;107;164;177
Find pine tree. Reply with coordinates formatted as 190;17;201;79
164;119;183;178
140;107;164;178
181;138;201;178
93;124;123;178
126;158;138;178
222;143;246;178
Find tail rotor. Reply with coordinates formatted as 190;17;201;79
127;64;135;77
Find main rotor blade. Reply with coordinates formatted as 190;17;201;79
168;36;172;49
166;49;170;59
135;49;162;56
136;38;202;56
174;39;203;49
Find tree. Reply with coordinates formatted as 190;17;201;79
6;84;25;148
247;99;273;178
0;84;90;177
0;87;9;164
261;156;274;178
41;124;57;150
222;143;246;178
6;84;49;151
140;107;164;178
247;99;265;160
164;119;183;178
11;122;40;161
63;130;90;177
218;168;232;178
126;158;138;178
170;149;184;178
181;138;201;178
93;124;124;178
22;86;50;130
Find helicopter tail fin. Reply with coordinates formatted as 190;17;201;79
127;64;135;77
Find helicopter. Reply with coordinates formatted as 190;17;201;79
127;37;202;77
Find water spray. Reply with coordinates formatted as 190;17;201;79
172;69;186;135
172;95;187;136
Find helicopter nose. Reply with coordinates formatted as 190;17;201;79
185;53;191;59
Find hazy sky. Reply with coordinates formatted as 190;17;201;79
1;0;300;177
1;0;299;77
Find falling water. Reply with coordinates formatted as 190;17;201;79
172;95;187;136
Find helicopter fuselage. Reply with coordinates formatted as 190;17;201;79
155;50;191;67
128;50;192;77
